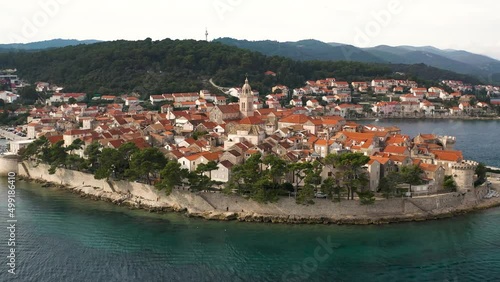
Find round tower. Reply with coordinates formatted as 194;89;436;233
0;154;19;176
451;161;477;193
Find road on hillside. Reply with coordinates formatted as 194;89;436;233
209;78;230;95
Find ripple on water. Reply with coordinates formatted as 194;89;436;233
2;175;500;281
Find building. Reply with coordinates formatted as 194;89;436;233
239;77;254;118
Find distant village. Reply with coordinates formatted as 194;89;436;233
1;69;495;196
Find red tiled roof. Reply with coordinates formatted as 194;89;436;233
383;145;408;155
279;114;310;124
239;116;264;125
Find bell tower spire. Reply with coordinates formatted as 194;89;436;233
239;76;254;117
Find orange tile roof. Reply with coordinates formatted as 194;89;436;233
431;150;463;162
315;139;335;146
279;114;310;124
419;163;440;172
370;156;390;165
383;145;408;155
240;116;264;125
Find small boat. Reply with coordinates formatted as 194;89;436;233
375;119;380;122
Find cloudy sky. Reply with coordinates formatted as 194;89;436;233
4;0;500;59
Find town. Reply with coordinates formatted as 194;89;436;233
1;69;497;203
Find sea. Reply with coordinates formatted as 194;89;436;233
0;120;499;282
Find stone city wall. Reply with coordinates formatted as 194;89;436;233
17;162;496;224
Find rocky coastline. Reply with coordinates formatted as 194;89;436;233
17;173;500;225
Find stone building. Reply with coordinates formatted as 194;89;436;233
451;161;477;193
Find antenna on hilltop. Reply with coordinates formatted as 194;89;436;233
205;28;209;42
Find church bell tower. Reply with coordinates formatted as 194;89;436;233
239;77;254;117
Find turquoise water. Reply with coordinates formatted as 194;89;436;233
1;180;500;281
0;120;499;281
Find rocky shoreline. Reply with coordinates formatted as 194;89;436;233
18;175;500;225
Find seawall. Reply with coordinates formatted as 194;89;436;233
0;155;19;176
17;162;500;224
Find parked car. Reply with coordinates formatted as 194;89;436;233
315;192;327;198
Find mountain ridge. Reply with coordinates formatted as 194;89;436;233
0;38;480;95
216;37;500;84
0;39;102;51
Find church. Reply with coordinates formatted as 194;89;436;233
208;78;267;148
209;77;258;124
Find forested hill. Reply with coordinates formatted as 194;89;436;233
0;38;481;96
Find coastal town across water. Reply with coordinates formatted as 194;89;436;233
1;70;499;205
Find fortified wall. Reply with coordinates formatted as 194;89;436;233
17;162;491;223
0;155;19;176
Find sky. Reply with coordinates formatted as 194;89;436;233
3;0;500;59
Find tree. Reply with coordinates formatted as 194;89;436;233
379;172;400;199
187;171;213;192
196;160;219;180
18;85;39;104
44;140;68;174
251;178;281;203
475;163;487;187
84;141;102;172
399;165;424;192
288;162;313;199
125;147;167;185
156;161;189;195
114;142;140;177
226;153;285;203
296;183;315;205
296;161;322;205
22;136;49;162
94;148;122;180
192;130;208;140
321;177;336;201
357;190;375;205
65;154;87;171
188;161;220;192
443;175;457;192
66;138;84;154
262;154;288;183
226;153;263;196
327;152;370;200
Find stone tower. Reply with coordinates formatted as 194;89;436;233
451;161;477;193
239;77;254;117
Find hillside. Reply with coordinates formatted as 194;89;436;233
364;45;500;80
0;38;480;96
214;38;500;84
215;38;383;63
0;39;101;52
